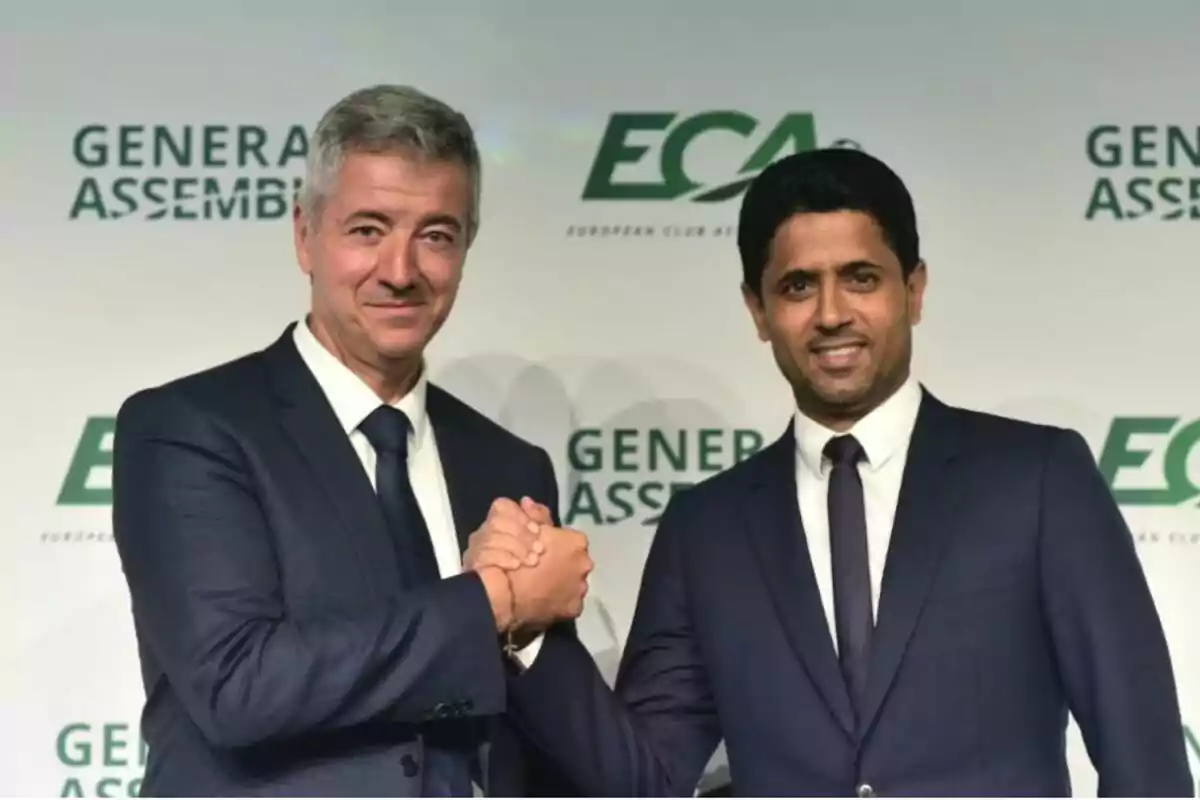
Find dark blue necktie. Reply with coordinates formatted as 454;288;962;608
358;406;441;588
359;407;472;795
824;434;873;725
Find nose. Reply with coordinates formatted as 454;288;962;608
815;279;851;331
377;237;420;289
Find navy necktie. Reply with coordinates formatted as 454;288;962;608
824;434;873;724
359;407;473;795
358;406;441;588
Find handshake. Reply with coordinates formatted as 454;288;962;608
466;497;593;640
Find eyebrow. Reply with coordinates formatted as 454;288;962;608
774;260;885;283
419;213;464;232
342;210;464;231
342;210;392;227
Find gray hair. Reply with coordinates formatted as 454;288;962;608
300;84;481;240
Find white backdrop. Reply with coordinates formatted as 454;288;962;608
3;0;1198;795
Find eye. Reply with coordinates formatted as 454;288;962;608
781;275;813;296
349;225;384;240
847;270;880;289
423;229;457;246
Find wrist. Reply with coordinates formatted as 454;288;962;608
478;566;517;633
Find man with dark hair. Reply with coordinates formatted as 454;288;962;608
495;148;1193;796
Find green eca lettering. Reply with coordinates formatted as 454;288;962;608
582;111;817;202
72;124;308;170
1084;176;1200;221
1084;124;1200;220
58;417;116;506
1096;417;1200;505
56;722;146;797
58;777;143;797
564;427;765;525
68;175;303;221
68;124;308;220
1086;125;1200;169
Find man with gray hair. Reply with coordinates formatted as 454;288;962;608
111;84;591;796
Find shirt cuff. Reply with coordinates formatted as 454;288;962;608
511;631;545;668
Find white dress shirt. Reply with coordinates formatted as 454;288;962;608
793;375;923;653
293;320;542;666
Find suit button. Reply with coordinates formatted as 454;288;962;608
401;754;420;778
856;783;875;798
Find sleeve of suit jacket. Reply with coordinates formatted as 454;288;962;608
111;387;508;749
506;490;723;796
510;448;595;797
1038;428;1193;796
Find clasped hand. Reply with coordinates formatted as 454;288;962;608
465;497;592;634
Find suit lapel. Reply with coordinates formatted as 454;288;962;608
426;386;493;556
744;428;857;739
261;326;400;587
859;391;964;735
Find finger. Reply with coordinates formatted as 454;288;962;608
470;546;526;572
489;497;533;525
518;494;549;520
477;515;540;554
488;514;542;548
520;496;554;524
491;496;542;536
528;520;579;552
479;520;541;563
488;497;521;515
518;502;552;551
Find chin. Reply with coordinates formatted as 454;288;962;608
813;380;873;408
371;333;428;361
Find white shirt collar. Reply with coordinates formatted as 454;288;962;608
793;374;923;477
292;319;430;449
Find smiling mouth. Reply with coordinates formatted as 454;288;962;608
369;301;424;309
810;342;867;370
813;342;865;354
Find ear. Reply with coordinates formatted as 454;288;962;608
293;202;314;277
741;282;771;342
906;260;928;325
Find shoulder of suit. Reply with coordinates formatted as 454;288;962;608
115;347;271;430
944;402;1070;439
425;382;547;458
936;401;1085;464
658;432;787;514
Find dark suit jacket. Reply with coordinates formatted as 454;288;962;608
111;325;575;796
508;390;1193;796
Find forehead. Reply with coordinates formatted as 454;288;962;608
766;210;899;273
323;150;472;221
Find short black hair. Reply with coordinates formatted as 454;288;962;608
737;148;920;295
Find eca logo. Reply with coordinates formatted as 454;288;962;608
1097;417;1200;506
582;110;859;203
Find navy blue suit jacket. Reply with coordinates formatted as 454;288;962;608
508;390;1192;796
111;326;575;796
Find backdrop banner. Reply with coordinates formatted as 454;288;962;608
3;1;1198;795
